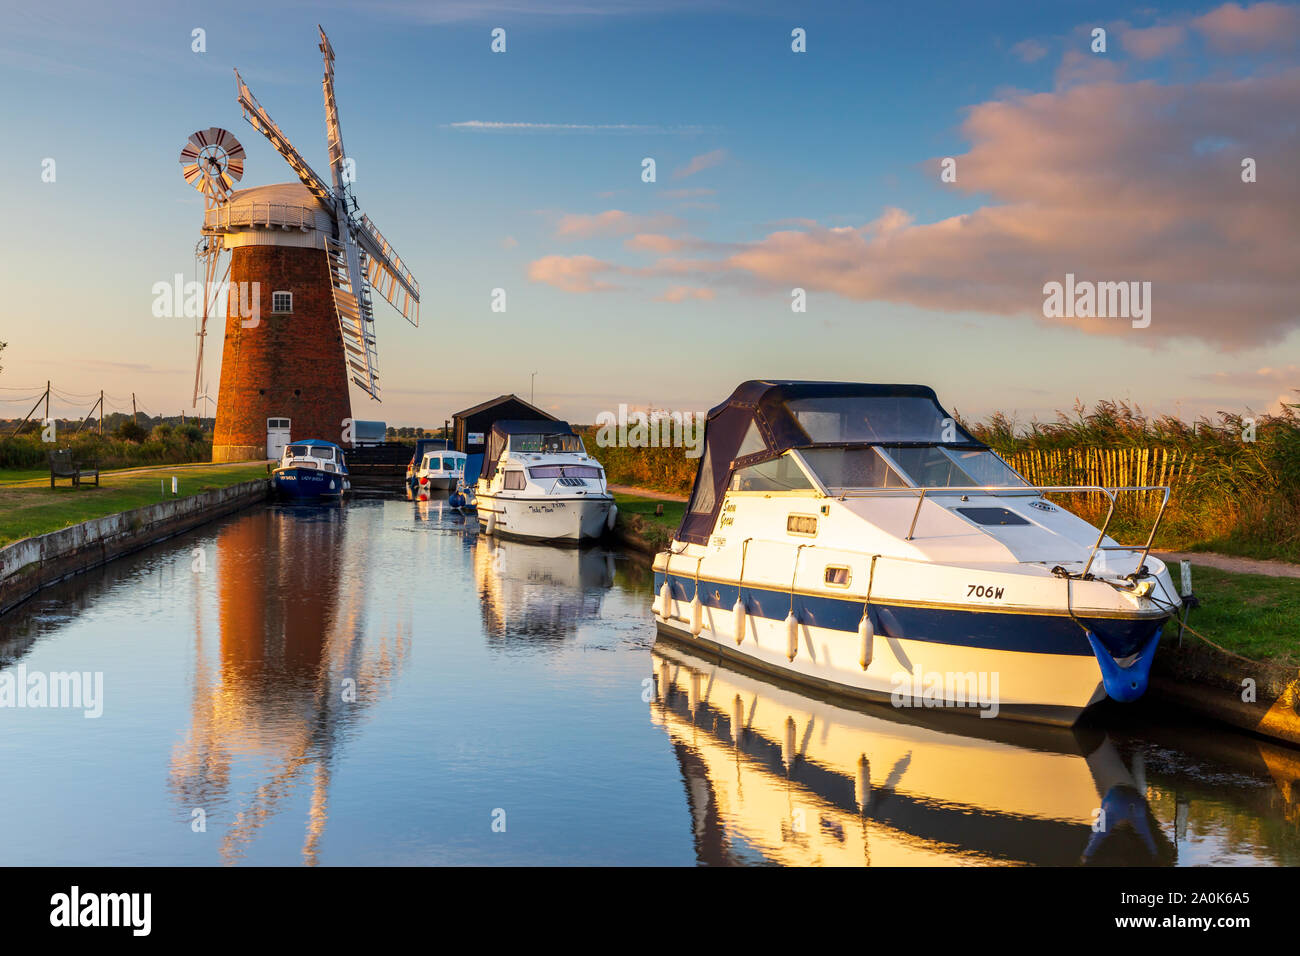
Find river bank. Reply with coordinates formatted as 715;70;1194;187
0;475;270;617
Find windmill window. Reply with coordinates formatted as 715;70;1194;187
272;291;293;313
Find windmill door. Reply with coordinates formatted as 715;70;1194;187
266;418;291;460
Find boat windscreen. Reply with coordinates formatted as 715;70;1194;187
529;464;603;479
786;395;975;444
802;446;1028;491
883;446;1029;491
509;433;584;454
799;447;909;491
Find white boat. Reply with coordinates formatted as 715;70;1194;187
475;420;615;544
415;449;467;493
652;381;1182;726
271;439;350;500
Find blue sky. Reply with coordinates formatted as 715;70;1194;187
1;0;1296;428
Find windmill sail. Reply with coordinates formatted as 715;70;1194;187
325;232;381;400
354;216;419;326
232;28;421;404
234;70;333;205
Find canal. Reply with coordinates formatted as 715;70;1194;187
1;492;1298;866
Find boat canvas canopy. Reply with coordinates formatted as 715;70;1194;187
481;419;579;482
677;381;981;545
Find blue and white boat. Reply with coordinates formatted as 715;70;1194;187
272;439;350;500
652;381;1182;726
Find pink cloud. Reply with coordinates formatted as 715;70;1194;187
555;209;684;239
1054;48;1124;89
1011;38;1048;63
625;233;691;253
1121;24;1187;58
527;255;621;293
544;61;1300;350
1193;2;1300;52
656;285;716;303
673;149;727;179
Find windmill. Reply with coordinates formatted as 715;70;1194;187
179;26;421;462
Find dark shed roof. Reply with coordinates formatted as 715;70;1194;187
452;394;558;455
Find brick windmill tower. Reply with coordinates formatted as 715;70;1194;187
180;26;420;462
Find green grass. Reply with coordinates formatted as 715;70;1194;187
1166;564;1300;663
613;494;685;551
0;468;48;485
0;463;269;548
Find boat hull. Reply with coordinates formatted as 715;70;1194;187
653;568;1170;726
477;493;612;544
272;467;346;500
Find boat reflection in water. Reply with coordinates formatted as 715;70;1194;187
651;638;1175;866
473;535;615;644
167;505;411;865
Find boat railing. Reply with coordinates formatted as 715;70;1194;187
835;483;1171;578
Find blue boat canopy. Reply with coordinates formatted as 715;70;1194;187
677;381;982;545
482;419;579;481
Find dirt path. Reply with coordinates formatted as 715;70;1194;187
1154;551;1300;579
608;484;688;502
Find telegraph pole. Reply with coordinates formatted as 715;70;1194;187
44;380;50;424
132;393;137;425
99;391;104;437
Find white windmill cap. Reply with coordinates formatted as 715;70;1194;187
203;182;335;250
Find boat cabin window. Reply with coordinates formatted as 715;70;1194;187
528;465;602;479
787;395;974;444
729;455;814;493
882;446;1028;491
503;470;526;491
286;444;329;459
508;433;584;455
799;447;908;491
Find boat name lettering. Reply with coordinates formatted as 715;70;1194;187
967;584;1005;599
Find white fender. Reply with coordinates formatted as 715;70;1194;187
605;502;618;531
858;614;874;670
855;755;871;813
658;582;672;619
690;594;704;636
485;511;497;536
785;611;798;661
782;716;796;768
732;599;746;644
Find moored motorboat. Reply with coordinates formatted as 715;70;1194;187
652;381;1182;726
415;449;467;494
474;420;615;544
272;439;350;500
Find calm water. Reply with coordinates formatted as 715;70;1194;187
1;492;1298;866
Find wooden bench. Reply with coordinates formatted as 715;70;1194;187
49;449;100;489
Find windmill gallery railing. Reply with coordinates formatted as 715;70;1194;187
204;201;322;232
